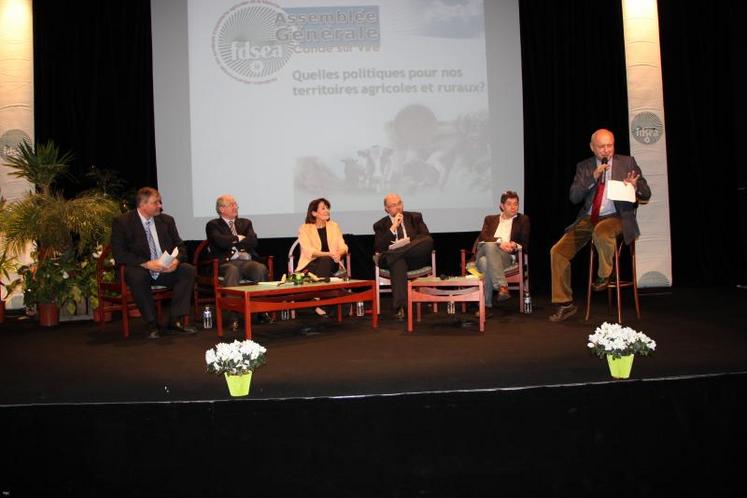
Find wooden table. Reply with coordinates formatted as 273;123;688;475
407;276;485;333
215;278;378;339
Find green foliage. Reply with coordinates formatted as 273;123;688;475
3;140;72;195
1;140;126;314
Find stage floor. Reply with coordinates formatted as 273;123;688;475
1;287;745;405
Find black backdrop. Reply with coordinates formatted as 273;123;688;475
31;0;747;290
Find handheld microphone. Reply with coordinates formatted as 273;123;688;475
599;157;608;184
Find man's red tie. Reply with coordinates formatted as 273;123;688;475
590;181;605;224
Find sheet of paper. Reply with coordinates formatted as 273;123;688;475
606;180;636;202
158;247;178;266
388;237;411;250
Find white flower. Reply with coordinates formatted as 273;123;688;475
587;322;656;359
205;339;267;375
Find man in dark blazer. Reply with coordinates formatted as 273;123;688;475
474;191;530;314
205;194;270;330
373;193;434;320
110;187;197;338
549;129;651;322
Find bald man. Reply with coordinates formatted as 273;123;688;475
373;193;434;320
549;129;651;322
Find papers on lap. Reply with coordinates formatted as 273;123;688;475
388;237;410;250
158;247;178;267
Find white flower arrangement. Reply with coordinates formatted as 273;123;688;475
205;339;267;375
587;322;656;359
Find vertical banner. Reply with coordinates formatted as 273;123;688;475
0;0;34;308
622;0;672;287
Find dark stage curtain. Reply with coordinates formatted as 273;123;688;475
518;0;630;292
31;0;745;287
32;0;158;193
657;0;746;285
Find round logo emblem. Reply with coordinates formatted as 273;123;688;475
0;129;32;161
631;112;664;145
212;1;297;84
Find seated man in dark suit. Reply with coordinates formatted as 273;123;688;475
205;194;270;330
474;190;530;316
110;187;197;339
373;193;434;320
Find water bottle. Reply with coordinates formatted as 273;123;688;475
447;301;456;314
356;301;365;317
202;306;213;329
523;292;533;314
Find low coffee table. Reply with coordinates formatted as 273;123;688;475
215;278;378;339
407;276;485;333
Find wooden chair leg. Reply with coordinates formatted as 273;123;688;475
632;241;641;318
585;243;595;320
121;296;130;339
615;242;623;324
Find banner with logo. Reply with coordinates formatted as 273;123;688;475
622;0;672;287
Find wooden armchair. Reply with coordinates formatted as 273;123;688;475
460;239;529;313
374;250;437;314
192;239;274;319
95;245;172;338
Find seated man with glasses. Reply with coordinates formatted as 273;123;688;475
373;193;434;320
206;194;270;331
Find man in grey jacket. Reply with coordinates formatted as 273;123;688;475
549;129;651;322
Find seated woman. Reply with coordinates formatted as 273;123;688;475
296;197;348;278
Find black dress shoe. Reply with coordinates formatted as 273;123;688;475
393;307;405;320
168;320;198;335
592;277;610;292
147;323;161;340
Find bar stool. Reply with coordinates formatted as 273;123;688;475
585;237;640;324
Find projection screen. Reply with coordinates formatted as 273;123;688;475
151;0;523;239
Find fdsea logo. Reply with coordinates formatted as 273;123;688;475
212;1;297;84
631;112;664;145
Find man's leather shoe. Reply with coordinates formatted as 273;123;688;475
592;277;610;292
495;286;511;302
168;320;198;335
147;323;161;339
393;307;405;320
549;303;578;322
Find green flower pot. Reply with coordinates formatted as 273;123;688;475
224;371;253;397
606;354;634;379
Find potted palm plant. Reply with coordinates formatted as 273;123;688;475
1;140;122;325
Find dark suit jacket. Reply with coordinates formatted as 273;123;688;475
568;154;651;244
205;217;259;262
475;213;531;253
373;211;430;254
111;210;188;267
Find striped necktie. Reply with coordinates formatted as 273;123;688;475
145;219;159;279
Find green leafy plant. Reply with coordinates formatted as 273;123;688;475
1;140;123;313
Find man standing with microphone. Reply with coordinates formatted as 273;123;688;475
549;129;651;322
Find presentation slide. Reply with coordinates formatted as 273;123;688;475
151;0;523;239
